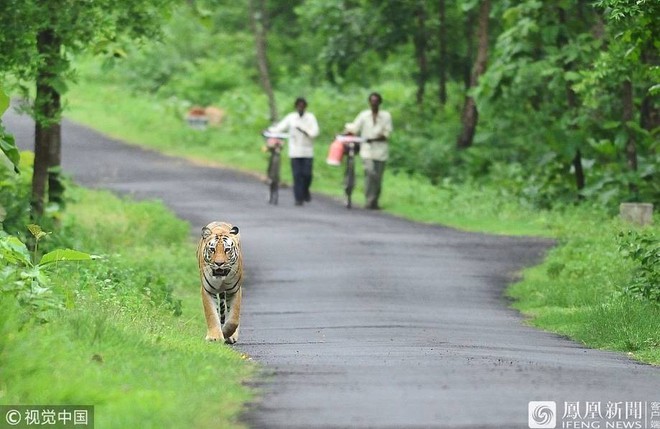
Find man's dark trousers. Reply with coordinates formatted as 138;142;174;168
291;157;313;204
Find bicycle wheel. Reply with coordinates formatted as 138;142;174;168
267;150;280;205
344;155;355;209
269;181;278;205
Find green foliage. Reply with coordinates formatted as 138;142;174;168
0;165;178;323
295;0;374;84
0;225;93;322
477;0;659;207
52;187;191;316
0;0;178;219
509;213;660;364
617;230;660;302
106;4;254;105
0;86;20;173
0;151;32;234
0;0;175;78
0;0;176;133
0;188;253;427
39;248;94;266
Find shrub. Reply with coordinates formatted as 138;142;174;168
618;230;660;303
0;152;32;235
0;225;93;322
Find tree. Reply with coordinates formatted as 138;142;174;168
557;5;586;193
622;79;637;179
295;1;372;84
0;0;174;217
577;0;659;200
249;0;278;122
32;26;65;217
473;0;602;205
413;1;429;105
456;0;490;149
296;0;438;98
437;0;448;105
370;0;434;105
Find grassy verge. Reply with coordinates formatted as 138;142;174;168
508;215;660;365
0;187;254;428
63;66;659;367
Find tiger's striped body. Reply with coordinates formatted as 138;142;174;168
197;221;243;343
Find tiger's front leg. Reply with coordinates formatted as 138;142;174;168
222;288;242;344
201;287;224;342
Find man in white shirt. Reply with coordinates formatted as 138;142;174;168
269;97;320;206
352;92;393;210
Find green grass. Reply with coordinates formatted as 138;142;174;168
0;187;254;428
508;215;660;365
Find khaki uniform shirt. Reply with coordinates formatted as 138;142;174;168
353;109;393;161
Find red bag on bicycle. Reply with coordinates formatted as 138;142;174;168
326;139;344;166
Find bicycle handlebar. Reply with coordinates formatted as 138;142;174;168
262;131;290;139
335;135;366;143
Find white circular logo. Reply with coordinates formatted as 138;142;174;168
528;401;557;428
532;405;554;425
5;409;22;426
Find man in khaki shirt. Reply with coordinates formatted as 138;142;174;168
352;92;393;209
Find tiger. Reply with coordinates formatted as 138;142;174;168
196;221;244;344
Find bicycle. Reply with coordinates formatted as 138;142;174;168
330;135;365;209
262;131;289;205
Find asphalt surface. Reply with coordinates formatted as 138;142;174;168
5;109;659;429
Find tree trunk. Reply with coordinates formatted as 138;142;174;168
463;8;476;90
456;0;490;149
32;85;50;218
622;79;636;171
47;98;64;207
622;79;637;195
566;86;585;191
249;0;278;122
572;149;585;191
438;0;447;105
414;2;428;105
640;47;659;132
31;29;62;218
640;94;659;132
557;7;585;194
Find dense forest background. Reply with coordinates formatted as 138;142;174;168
97;0;659;210
1;0;658;222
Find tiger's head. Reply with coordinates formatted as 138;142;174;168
199;222;241;278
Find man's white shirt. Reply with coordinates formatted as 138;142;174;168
269;112;320;158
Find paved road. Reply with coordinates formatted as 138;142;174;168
6;109;659;429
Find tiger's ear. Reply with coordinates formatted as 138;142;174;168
230;226;239;235
201;226;212;239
